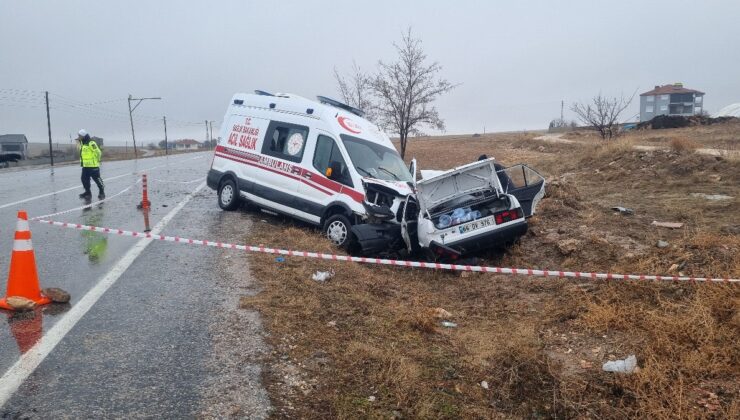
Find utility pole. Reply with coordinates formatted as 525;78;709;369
205;120;209;149
45;91;54;166
561;100;564;122
208;120;215;148
163;116;168;156
128;94;161;159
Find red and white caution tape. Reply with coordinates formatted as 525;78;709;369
32;218;739;283
149;176;205;185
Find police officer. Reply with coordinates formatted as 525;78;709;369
77;129;105;199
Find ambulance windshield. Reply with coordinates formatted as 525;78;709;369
340;135;413;183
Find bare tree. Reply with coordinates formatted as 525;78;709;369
370;28;456;158
334;61;375;121
571;93;634;140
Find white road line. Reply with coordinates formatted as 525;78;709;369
0;172;132;210
0;153;208;210
0;182;207;407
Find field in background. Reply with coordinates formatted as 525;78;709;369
1;143;205;169
239;124;739;418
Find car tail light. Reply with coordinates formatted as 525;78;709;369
494;208;523;225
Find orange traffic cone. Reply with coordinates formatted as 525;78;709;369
0;211;51;311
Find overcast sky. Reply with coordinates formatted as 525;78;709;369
2;0;739;146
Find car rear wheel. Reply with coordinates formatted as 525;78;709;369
218;179;240;211
324;214;352;249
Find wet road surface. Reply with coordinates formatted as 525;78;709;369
0;153;270;417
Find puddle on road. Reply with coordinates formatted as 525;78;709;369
4;304;70;354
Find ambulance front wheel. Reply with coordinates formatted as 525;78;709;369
324;214;352;249
218;178;240;211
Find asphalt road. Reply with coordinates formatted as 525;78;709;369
0;153;270;418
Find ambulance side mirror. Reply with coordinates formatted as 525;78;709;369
409;158;417;185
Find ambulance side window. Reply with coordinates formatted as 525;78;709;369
313;135;353;187
261;120;309;163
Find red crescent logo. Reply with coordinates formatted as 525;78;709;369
337;116;361;134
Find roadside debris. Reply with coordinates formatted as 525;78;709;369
696;388;721;413
580;360;593;369
690;193;733;201
275;256;285;263
651;221;684;229
5;296;36;311
480;381;489;389
311;270;335;282
441;321;458;328
367;395;376;402
611;206;634;215
431;307;452;319
656;240;670;248
602;355;638;374
42;287;71;303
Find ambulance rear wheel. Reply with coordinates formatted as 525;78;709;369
324;214;352;249
218;179;240;211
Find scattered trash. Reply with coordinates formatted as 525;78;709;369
327;320;337;327
162;204;168;207
431;307;452;319
275;256;285;263
721;225;740;235
580;360;593;369
480;381;489;389
367;395;376;402
656;240;670;248
5;296;36;311
696;389;721;413
651;221;684;229
611;206;634;215
441;321;458;328
602;355;638;374
690;193;733;201
311;270;335;282
41;287;70;303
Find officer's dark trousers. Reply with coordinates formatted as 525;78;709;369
81;167;104;195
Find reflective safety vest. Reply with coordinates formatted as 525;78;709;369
80;141;102;168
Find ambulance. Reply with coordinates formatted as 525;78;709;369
207;91;545;259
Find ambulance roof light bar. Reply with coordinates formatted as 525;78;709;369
316;95;365;118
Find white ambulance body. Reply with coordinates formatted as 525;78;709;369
207;91;413;246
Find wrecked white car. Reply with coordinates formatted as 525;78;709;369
347;158;545;261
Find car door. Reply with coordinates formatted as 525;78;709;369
253;120;310;216
305;133;354;208
496;164;546;217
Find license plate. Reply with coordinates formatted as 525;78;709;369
458;216;494;234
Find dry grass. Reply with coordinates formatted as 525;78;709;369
670;137;701;153
237;125;740;419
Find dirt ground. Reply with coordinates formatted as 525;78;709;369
238;124;739;419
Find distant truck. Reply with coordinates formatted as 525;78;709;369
0;134;29;161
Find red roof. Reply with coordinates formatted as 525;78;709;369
640;84;704;96
175;139;200;145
